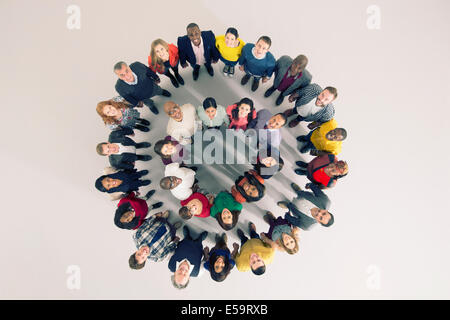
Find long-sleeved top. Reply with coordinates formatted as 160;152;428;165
235;239;274;272
310;119;342;155
196;105;229;128
94;169;147;194
168;238;204;277
164;163;195;200
210;191;243;218
160;136;185;165
247;109;282;147
273;55;312;96
284;184;331;231
215;35;246;62
132;216;176;262
226;104;257;131
180;192;212;218
114;192;148;230
148;43;179;74
167;104;199;145
177;30;220;67
115;62;160;107
238;43;276;77
107;96;141;131
294;83;335;123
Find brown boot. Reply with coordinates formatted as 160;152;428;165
289;119;300;128
283;108;294;117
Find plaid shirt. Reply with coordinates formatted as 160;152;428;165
294;83;335;123
132;216;176;263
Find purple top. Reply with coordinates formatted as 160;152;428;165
277;70;302;92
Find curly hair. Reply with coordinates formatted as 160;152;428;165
96;99;129;125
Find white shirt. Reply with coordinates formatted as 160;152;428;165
164;163;196;200
117;143;136;155
296;99;323;117
167;104;199;145
191;40;206;65
252;47;266;60
124;71;138;85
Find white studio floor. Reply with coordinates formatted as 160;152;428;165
1;0;450;299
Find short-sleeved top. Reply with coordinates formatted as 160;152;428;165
180;192;212;218
310;119;342;155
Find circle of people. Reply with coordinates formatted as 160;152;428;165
94;23;349;289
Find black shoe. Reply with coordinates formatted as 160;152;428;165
264;86;276;97
140;170;149;176
161;89;171;97
275;94;285;106
228;65;235;76
205;64;214;76
299;145;310;154
295;160;307;167
251;77;260;91
223;65;229;76
168;75;179;88
296;135;307;142
241;74;251;85
141;180;151;186
291;183;302;193
199;231;208;241
135;124;149;132
193;66;200;81
136;142;151;149
175;72;184;85
152;201;163;209
189;166;198;172
140;155;152;161
138;119;150;126
295;169;307;176
144;189;156;200
183;225;190;238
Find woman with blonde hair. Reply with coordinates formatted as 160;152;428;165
260;211;300;255
148;39;184;88
96;96;150;132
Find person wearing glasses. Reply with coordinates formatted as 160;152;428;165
164;101;200;145
160;162;196;201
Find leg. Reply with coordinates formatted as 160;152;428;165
136;154;152;161
141;98;159;115
135;142;151;149
172;65;184;85
237;229;249;246
193;64;200;81
134;124;149;132
264;85;276;97
183;225;192;240
296;160;308;168
137;118;150;126
204;63;214;76
248;222;260;239
241;70;251;85
164;69;179;88
251;76;261;92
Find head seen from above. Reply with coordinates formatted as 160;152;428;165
186;23;201;47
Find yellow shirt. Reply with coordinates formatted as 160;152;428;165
310;119;342;155
235;239;275;272
215;35;245;62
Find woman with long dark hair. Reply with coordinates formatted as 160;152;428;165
226;97;257;131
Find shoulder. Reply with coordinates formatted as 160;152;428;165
203;30;215;39
177;35;189;45
266;52;276;63
278;55;292;64
216;34;225;42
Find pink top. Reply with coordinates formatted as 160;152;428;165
226;104;257;130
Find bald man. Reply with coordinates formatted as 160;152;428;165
164;101;199;145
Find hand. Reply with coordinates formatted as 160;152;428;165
211;59;218;64
155;78;161;84
206;194;215;204
137;101;144;108
307;122;316;130
260;232;266;239
232;243;239;250
288;92;299;103
261;77;269;83
203;247;210;255
305;183;311;190
173;236;180;243
239;65;244;72
181;62;188;68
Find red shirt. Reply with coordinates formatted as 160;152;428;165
180;192;212;218
312;168;336;188
117;192;148;230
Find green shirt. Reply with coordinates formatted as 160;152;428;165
210;191;243;217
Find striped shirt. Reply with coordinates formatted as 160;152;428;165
295;83;335;123
132;216;176;263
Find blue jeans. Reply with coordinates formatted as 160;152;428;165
238;229;260;246
219;56;238;66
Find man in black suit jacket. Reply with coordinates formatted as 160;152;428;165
96;128;152;170
177;23;220;81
